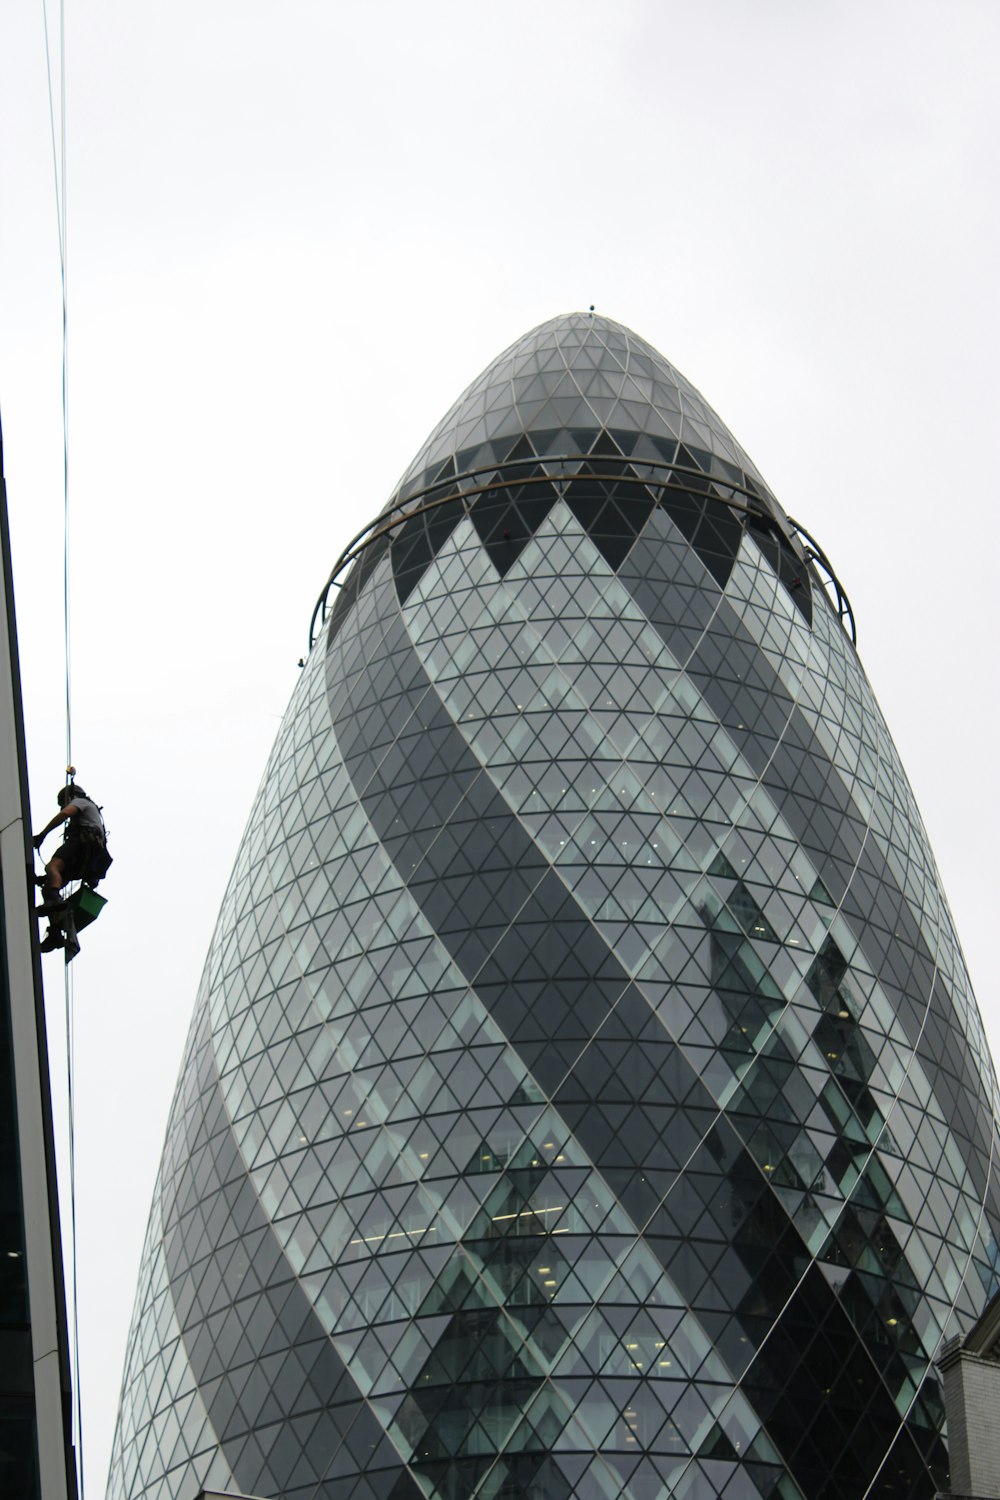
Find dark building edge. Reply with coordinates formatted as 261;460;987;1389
0;415;78;1500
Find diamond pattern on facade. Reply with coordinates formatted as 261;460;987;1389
108;314;1000;1500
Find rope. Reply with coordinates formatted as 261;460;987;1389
59;0;71;775
42;1;84;1494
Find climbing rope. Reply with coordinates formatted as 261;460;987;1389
42;1;85;1494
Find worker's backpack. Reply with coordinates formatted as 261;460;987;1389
74;825;112;888
85;843;113;888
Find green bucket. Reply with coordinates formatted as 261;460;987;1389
68;886;107;931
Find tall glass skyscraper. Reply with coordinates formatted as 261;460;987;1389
108;315;1000;1500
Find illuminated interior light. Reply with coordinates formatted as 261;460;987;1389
349;1225;439;1246
491;1206;564;1220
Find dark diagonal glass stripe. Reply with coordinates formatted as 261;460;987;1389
327;592;740;1269
621;526;995;1201
160;1004;422;1500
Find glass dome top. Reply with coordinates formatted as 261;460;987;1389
385;311;776;515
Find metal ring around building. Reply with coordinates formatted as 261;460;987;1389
309;462;855;650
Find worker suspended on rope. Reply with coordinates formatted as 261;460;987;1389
33;781;112;954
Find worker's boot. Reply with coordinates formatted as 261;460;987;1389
39;924;67;953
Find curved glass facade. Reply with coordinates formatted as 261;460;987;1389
108;315;1000;1500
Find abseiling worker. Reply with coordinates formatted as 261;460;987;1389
33;782;110;953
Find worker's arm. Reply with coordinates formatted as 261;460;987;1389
32;804;79;849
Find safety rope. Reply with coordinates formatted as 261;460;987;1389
42;2;85;1495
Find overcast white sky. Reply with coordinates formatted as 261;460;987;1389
1;1;998;1492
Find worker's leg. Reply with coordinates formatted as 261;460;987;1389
43;855;65;897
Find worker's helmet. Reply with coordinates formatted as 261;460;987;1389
57;783;86;807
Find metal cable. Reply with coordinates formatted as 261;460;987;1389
42;0;84;1492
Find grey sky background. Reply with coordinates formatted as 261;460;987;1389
1;1;997;1492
